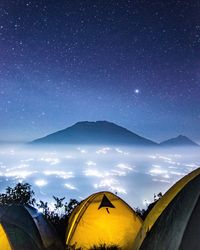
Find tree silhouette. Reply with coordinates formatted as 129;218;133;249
0;182;36;205
135;192;163;220
0;182;79;243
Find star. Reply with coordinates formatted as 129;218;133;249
0;0;198;142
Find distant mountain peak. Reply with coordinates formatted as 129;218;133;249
160;135;199;147
30;121;199;147
74;120;115;126
31;120;157;146
177;135;187;139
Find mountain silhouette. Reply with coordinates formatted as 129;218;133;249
31;121;157;146
160;135;199;147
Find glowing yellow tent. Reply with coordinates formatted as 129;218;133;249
0;223;12;250
0;204;63;250
133;167;200;250
66;191;142;249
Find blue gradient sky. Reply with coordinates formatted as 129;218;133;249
0;1;200;142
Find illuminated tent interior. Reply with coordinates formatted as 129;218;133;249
133;167;200;250
0;204;63;250
66;191;142;249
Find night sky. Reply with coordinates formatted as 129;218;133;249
0;0;200;142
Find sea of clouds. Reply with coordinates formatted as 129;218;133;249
0;144;199;209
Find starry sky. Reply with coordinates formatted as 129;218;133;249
0;0;200;142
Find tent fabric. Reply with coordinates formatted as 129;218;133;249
133;167;200;250
0;223;12;250
0;205;44;250
134;167;200;250
0;204;63;250
25;205;63;250
66;191;142;250
3;222;42;250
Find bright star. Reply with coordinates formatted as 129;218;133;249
134;89;140;94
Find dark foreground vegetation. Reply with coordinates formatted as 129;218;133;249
0;182;162;249
0;182;79;244
66;243;121;250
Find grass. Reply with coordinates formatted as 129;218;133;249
66;243;121;250
90;243;121;250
